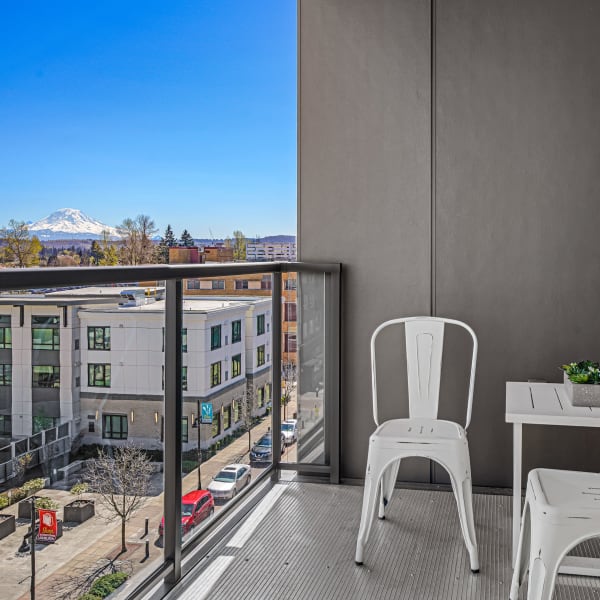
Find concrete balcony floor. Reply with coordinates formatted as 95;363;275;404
174;481;600;600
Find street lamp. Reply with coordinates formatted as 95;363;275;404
191;400;202;489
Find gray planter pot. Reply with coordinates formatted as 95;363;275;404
18;497;41;520
564;373;600;407
0;514;15;539
63;500;95;523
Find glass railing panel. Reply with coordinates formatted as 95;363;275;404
0;282;165;599
180;277;274;547
295;271;327;466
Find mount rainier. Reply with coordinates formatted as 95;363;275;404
28;208;118;240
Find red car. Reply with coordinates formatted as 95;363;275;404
158;490;214;536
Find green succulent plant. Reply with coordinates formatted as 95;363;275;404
562;360;600;384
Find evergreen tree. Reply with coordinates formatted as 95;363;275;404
232;230;246;260
90;240;103;265
180;229;194;247
157;224;178;263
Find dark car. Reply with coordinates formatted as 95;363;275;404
250;432;286;465
158;489;214;536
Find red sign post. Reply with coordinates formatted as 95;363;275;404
37;509;57;543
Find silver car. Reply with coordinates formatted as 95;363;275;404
281;419;298;446
207;463;252;501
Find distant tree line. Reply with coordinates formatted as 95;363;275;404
0;217;248;267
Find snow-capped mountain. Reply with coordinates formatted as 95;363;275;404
29;208;118;240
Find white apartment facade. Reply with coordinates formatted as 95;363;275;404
0;290;272;453
246;240;297;262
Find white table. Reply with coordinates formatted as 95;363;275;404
506;381;600;576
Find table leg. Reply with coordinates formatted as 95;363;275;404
512;422;522;566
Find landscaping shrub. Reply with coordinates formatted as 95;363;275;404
0;495;8;510
21;478;44;496
35;497;59;510
85;572;128;599
12;487;28;502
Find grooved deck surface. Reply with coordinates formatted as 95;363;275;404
177;482;600;600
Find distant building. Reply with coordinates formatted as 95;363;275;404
246;240;297;262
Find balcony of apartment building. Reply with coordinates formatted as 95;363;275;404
1;1;600;599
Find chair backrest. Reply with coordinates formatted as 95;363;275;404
370;316;478;429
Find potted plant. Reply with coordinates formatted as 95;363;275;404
63;482;95;523
561;361;600;406
18;495;59;520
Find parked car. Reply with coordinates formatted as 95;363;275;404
158;489;214;536
281;419;298;446
250;432;286;465
208;464;252;501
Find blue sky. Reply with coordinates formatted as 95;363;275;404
0;1;296;239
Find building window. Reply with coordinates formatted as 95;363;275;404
32;316;60;350
261;275;272;290
232;320;242;344
88;422;95;433
234;400;241;422
0;316;11;349
266;383;271;400
235;279;249;290
102;414;128;440
32;366;60;388
87;326;110;350
284;333;297;353
162;327;188;352
88;364;111;387
285;278;297;291
212;280;225;290
232;354;242;378
257;387;264;408
211;325;222;350
210;362;221;387
0;415;12;436
0;365;11;386
33;416;57;434
284;302;297;322
187;279;200;290
257;314;265;335
223;405;231;430
211;412;221;438
257;345;265;367
182;417;189;443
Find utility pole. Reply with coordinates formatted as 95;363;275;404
194;399;202;489
30;496;36;600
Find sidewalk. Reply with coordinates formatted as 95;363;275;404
5;418;274;600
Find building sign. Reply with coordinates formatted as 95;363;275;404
37;509;58;542
201;402;213;425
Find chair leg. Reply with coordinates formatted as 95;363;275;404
378;459;401;519
509;500;530;600
355;453;384;565
452;475;479;572
526;548;562;600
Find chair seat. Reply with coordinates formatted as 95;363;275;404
530;468;600;517
373;418;465;442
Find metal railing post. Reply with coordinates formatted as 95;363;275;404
164;278;183;583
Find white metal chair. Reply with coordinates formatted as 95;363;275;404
355;316;479;572
510;468;600;600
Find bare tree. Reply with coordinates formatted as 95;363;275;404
0;220;42;267
117;215;158;265
86;446;153;554
239;386;257;453
281;361;297;422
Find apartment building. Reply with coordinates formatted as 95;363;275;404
0;290;272;453
246;240;297;262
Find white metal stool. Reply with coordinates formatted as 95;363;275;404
510;468;600;600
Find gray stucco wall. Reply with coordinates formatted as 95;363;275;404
299;0;600;487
